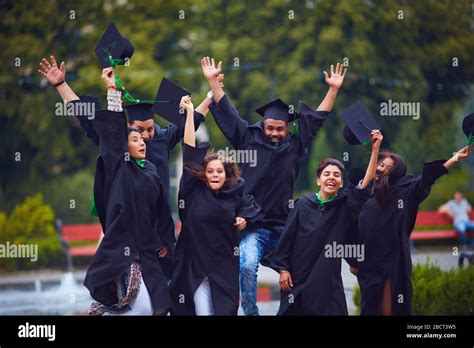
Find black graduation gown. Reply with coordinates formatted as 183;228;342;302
69;96;101;147
356;160;448;315
209;96;328;235
69;95;205;198
144;112;205;280
69;96;204;278
264;185;370;315
170;142;261;315
145;112;205;200
83;109;176;312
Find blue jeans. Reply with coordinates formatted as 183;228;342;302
240;228;279;316
454;221;474;248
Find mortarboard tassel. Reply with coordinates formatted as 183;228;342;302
105;54;171;105
291;120;299;136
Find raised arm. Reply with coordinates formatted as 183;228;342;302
38;56;79;103
443;145;473;170
38;56;103;146
91;69;127;170
294;64;347;156
162;78;223;150
195;73;225;116
317;63;347;112
360;130;383;188
201;57;225;103
201;57;252;149
181;96;195;147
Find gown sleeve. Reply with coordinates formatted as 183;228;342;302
154;180;176;249
292;101;329;157
347;182;372;219
403;159;448;236
410;160;449;204
209;95;253;149
267;199;301;272
91;110;128;176
236;194;263;224
180;142;210;196
68;95;101;147
162;111;206;150
344;183;372;268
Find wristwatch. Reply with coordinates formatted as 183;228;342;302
207;90;214;101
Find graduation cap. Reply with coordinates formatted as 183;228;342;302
462;112;474;145
255;98;298;122
95;22;134;68
152;78;189;125
125;103;154;122
342;101;381;145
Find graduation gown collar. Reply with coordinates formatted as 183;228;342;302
253;120;293;146
212;177;245;197
307;189;348;209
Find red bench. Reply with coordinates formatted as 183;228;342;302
411;211;474;241
61;211;473;256
62;224;102;256
62;220;181;256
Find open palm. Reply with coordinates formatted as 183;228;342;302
201;56;222;80
38;56;65;85
323;63;347;89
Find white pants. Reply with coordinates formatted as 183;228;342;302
193;276;214;315
113;276;153;316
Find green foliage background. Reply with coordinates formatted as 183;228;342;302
1;0;474;222
0;194;62;272
352;259;474;315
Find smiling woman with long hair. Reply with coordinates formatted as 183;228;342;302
169;96;261;316
354;145;472;315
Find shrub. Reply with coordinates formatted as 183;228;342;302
353;259;474;315
0;194;62;272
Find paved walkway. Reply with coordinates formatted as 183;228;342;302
0;248;466;315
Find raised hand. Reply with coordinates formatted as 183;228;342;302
38;55;65;85
201;56;222;81
370;129;383;150
456;144;473;160
443;144;473;169
323;63;347;90
217;73;224;88
101;67;116;89
180;95;194;112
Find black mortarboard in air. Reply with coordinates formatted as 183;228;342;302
255;98;298;122
342;101;381;145
95;22;134;68
152;78;190;125
125;103;154;123
462;112;474;145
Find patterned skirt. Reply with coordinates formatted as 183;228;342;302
88;262;141;316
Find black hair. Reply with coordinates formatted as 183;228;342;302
316;158;345;178
127;126;141;134
374;151;407;207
